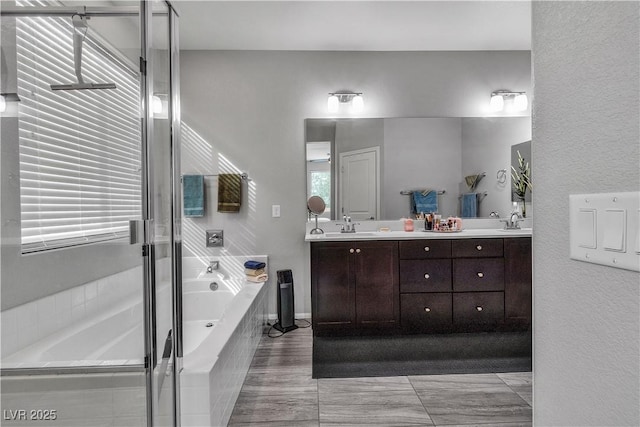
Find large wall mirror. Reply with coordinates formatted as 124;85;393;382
305;117;532;221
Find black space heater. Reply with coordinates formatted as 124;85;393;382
274;269;298;334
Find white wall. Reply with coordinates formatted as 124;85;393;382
180;50;531;317
532;2;639;425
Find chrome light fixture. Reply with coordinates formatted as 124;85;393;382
327;92;364;114
489;90;528;113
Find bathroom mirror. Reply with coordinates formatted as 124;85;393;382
307;196;326;234
305;117;531;220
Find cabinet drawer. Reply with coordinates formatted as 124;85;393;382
453;258;504;292
453;292;504;326
452;239;503;258
399;240;451;259
401;293;452;333
400;260;452;293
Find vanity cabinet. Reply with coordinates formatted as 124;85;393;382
310;236;531;336
311;240;399;335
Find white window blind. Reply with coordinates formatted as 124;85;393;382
16;14;142;253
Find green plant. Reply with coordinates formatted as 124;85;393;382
511;150;532;200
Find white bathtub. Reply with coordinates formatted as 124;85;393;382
180;256;268;427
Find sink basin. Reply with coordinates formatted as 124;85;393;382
498;228;532;233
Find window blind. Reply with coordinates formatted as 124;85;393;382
16;14;142;253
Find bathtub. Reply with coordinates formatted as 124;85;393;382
180;256;268;427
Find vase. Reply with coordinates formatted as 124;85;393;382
519;199;527;218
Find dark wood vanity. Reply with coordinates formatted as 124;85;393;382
310;237;531;336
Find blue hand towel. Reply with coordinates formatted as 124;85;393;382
412;190;438;214
183;175;204;217
244;260;266;270
461;193;478;218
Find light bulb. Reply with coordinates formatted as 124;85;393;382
351;95;364;113
0;95;6;113
327;95;339;113
152;95;163;114
514;93;528;111
489;94;504;112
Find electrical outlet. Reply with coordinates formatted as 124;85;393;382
272;205;281;218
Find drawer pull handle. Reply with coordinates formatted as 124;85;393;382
476;245;483;251
355;248;361;254
477;272;484;278
424;246;430;252
476;306;483;312
424;273;430;279
349;248;355;254
424;307;431;313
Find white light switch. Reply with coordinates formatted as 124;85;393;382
603;209;626;252
569;192;640;272
577;209;596;248
272;205;281;218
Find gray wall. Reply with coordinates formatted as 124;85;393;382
383;118;461;219
180;50;531;317
461;117;531;217
532;2;639;425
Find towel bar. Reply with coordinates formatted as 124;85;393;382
180;172;250;182
400;190;446;195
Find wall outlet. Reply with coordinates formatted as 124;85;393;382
272;205;281;218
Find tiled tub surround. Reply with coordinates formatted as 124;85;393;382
0;259;173;367
0;261;167;427
180;256;268;427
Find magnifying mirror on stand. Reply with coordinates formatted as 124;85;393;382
307;196;326;234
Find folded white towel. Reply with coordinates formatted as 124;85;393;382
246;274;268;283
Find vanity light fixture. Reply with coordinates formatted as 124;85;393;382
489;90;528;113
327;92;364;114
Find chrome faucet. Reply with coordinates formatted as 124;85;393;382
206;260;219;273
338;215;358;233
501;210;524;230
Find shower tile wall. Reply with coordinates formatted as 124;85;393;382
1;258;170;361
0;372;147;427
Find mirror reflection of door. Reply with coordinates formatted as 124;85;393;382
339;147;380;220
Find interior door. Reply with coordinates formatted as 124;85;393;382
339;147;380;220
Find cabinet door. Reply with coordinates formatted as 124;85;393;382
504;237;532;327
353;241;399;328
311;242;355;329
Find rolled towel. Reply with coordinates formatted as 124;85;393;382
244;260;266;270
246;274;268;283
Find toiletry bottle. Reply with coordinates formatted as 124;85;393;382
425;213;433;231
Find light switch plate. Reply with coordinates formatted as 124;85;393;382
570;192;640;272
272;205;281;218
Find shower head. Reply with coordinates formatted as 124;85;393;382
50;14;117;91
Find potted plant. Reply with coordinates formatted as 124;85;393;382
511;150;532;217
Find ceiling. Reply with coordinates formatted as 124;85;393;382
172;1;531;51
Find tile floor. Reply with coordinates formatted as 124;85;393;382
228;324;532;426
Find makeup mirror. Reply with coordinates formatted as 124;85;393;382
307;196;326;234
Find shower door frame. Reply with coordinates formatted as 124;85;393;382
0;2;183;426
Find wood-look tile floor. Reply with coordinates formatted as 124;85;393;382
228;324;532;427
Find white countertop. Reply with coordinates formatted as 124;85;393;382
305;228;532;241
